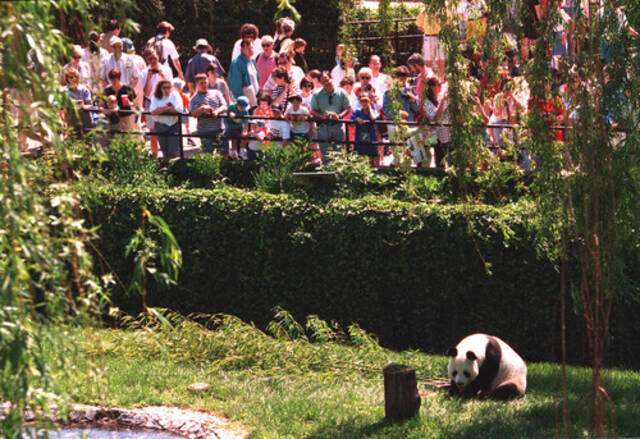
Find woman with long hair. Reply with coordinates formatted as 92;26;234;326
149;79;183;159
424;77;451;168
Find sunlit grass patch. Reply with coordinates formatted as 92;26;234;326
54;312;640;438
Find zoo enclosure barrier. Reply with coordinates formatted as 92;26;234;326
78;106;558;161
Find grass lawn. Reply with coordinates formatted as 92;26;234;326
54;314;640;438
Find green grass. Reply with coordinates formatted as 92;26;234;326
53;314;640;438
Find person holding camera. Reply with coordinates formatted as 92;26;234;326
262;52;304;95
141;48;172;156
270;66;301;112
351;68;381;116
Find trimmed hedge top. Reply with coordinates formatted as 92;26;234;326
84;184;639;367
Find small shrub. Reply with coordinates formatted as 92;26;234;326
395;173;446;202
104;136;164;187
319;152;396;197
252;138;314;194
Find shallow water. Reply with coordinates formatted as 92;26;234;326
27;427;183;438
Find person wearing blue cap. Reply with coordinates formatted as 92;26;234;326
122;37;147;114
225;96;250;160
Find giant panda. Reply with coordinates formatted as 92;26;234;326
447;333;527;400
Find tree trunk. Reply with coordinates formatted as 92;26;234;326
383;364;421;421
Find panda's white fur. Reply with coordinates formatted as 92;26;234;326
447;333;527;400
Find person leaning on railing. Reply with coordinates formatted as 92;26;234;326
149;79;183;159
62;68;92;137
310;73;351;164
103;67;137;132
189;73;227;154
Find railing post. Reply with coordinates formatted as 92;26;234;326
179;111;184;160
395;20;400;66
343;119;348;153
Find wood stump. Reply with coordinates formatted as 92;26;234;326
383;364;421;420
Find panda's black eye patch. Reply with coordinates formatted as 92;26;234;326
463;371;470;378
452;371;458;377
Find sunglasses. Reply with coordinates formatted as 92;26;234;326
262;43;273;47
302;85;313;89
73;55;82;59
328;92;334;105
360;76;371;80
148;57;158;62
162;86;172;90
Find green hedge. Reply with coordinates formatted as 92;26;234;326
84;185;639;367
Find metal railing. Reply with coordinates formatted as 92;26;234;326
78;106;530;161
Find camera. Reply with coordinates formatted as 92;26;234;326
151;68;159;74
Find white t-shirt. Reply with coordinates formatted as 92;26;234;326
148;35;180;69
262;65;305;95
370;73;390;95
285;106;310;134
149;90;183;126
129;54;148;97
267;119;290;147
102;53;140;88
62;61;92;88
231;38;263;63
301;93;313;110
140;64;173;99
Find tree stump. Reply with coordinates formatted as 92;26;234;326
383;364;421;421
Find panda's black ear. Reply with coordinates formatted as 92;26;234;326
447;347;457;357
466;351;477;361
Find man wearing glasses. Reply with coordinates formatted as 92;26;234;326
228;39;259;106
310;73;351;163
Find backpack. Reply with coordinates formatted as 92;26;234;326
147;35;166;64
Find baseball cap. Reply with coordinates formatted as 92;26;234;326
121;37;134;53
236;96;250;109
109;36;123;47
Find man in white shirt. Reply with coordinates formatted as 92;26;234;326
101;37;139;90
368;55;390;96
62;45;91;90
123;37;147;109
147;21;184;80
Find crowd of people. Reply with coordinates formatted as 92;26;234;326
61;1;637;166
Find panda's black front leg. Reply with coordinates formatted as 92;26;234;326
449;381;481;398
448;380;461;397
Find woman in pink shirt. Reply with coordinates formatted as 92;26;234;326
256;35;277;91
